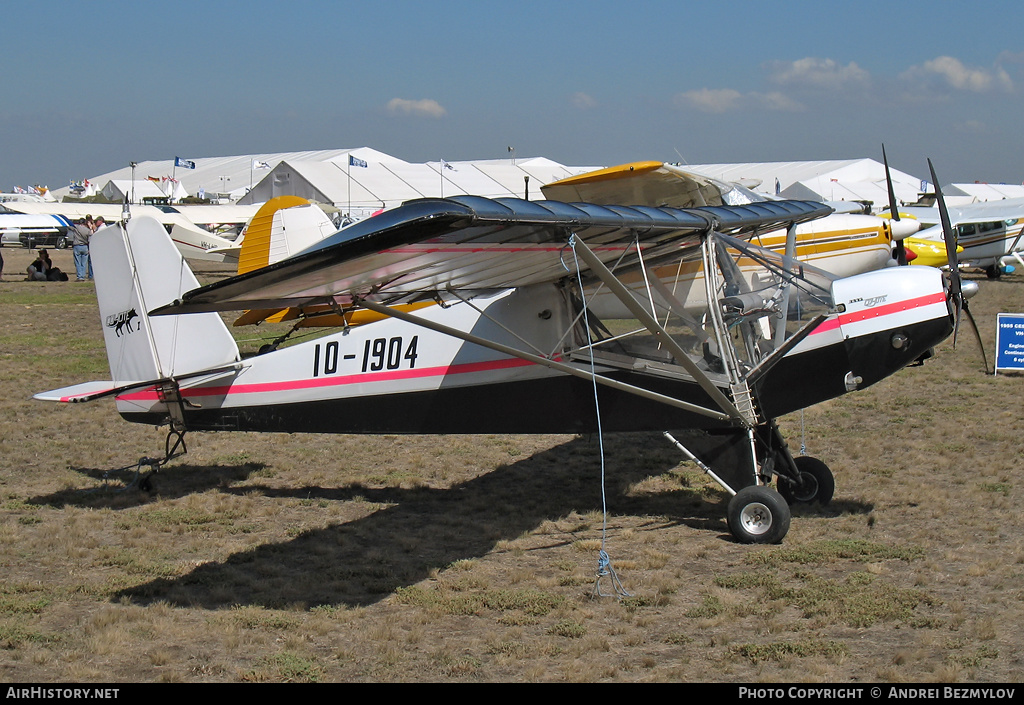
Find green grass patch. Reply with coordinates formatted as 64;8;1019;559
747;539;925;567
685;594;725;619
0;623;60;648
1;291;98;306
979;482;1011;496
245;652;323;682
731;638;848;663
395;585;564;616
947;644;999;668
716;570;938;628
547;618;586;638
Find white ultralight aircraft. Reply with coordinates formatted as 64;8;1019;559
36;194;962;544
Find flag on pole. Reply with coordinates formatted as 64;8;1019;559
252;160;270;170
441;159;455;171
174;157;196;169
349;155;367;168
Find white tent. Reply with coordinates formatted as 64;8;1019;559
101;179;171;203
237;150;595;213
687;159;924;212
946;182;1024;203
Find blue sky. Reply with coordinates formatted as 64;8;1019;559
3;0;1023;191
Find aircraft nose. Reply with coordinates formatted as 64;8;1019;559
888;218;920;240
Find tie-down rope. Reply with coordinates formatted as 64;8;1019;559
567;235;631;600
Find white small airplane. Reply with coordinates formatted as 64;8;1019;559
896;198;1024;278
1;200;257;263
35;191;964;545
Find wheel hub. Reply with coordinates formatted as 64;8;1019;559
740;502;773;535
791;472;819;502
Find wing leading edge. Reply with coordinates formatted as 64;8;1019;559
151;196;832;316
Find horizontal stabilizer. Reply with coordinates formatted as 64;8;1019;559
34;362;244;404
33;381;121;403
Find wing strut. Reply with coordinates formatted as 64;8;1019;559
353;297;733;422
566;235;749;426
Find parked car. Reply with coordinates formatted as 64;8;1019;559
0;213;73;249
19;227;71;249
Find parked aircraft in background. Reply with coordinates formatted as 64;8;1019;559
891;198;1024;278
540;161;919;280
1;200;259;262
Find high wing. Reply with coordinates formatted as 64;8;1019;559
539;161;753;208
152;195;832;316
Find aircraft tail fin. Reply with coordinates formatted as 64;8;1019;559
237;195;311;274
92;216;240;386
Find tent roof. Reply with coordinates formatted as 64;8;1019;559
946;182;1024;202
685;159;924;211
236;153;595;210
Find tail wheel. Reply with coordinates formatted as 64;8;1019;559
778;456;835;506
727;486;791;544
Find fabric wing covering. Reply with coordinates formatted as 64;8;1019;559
150;195;832;316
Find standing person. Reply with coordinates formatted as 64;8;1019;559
72;216;92;281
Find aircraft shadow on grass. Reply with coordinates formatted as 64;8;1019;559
33;462;267;508
72;432;870;610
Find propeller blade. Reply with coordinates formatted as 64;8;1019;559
883;144;908;265
962;303;990;373
928;158;963;345
882;145;900;223
928;159;960;292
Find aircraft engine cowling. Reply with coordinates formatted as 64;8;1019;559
831;266;952;389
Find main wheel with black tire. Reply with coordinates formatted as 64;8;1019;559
727;486;791;544
778;456;835;506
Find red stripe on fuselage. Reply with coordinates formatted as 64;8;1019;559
807;291;947;338
117;355;540;402
837;292;947;326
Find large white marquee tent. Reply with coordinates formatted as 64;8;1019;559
49;149;1019;212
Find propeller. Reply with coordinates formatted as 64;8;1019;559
883;145;909;265
928;158;990;372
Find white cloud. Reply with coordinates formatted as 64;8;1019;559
571;92;597;109
674;88;802;113
766;57;871;90
675;88;742;113
751;91;804;112
386;98;448;118
901;56;1013;93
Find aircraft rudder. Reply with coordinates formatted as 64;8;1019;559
91;217;239;386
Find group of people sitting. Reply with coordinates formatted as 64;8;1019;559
26;249;68;281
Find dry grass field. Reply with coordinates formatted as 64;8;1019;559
0;243;1021;683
